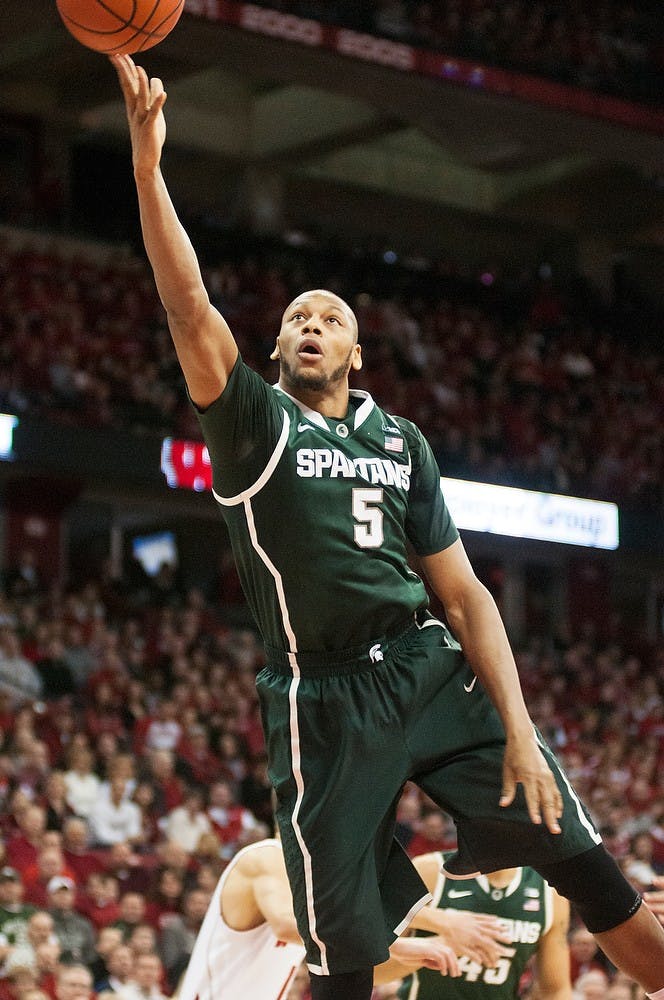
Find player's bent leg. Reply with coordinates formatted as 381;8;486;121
537;844;664;993
309;969;374;1000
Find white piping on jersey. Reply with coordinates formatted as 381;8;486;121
275;384;376;432
393;890;433;936
405;971;421;999
242;499;329;974
212;410;291;506
433;852;447;906
477;868;523;897
534;729;602;846
415;615;445;630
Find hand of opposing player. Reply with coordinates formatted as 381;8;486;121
390;935;461;976
439;909;513;967
500;731;563;835
110;54;167;176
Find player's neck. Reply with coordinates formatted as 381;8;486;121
280;379;350;419
487;868;518;889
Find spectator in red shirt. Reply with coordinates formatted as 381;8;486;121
569;926;609;987
145;869;183;932
77;873;121;931
103;845;153;898
206;780;259;858
0;965;38;1000
176;726;220;787
61;818;105;887
143;752;183;815
22;849;75;910
405;809;456;859
6;806;47;875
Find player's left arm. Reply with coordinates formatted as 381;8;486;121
374;935;460;985
533;890;572;1000
252;872;302;945
420;539;563;835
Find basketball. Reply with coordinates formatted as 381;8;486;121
55;0;185;55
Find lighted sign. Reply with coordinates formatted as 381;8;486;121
161;438;212;492
441;478;619;550
160;437;619;548
0;414;18;460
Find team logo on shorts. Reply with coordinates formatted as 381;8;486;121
369;644;384;662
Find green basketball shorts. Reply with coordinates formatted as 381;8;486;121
256;610;601;975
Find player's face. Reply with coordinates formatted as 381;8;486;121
274;290;361;394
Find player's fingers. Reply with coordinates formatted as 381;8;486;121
466;944;497;966
149;77;164;103
109;54;135;100
147;90;167;118
521;779;543;824
499;776;516;808
442;953;460;977
474;914;510;938
542;793;562;835
135;65;151;110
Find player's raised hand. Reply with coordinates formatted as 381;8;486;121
500;732;563;835
439;909;513;968
110;54;167;176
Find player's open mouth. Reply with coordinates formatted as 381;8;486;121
297;340;323;357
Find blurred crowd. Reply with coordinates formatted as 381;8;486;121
258;0;664;104
0;550;663;999
1;232;662;508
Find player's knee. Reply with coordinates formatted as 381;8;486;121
536;844;641;933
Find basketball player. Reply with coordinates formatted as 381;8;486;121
176;838;459;1000
112;52;664;1000
389;854;571;1000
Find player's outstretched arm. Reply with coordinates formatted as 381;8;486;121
111;54;238;409
534;890;572;1000
374;935;460;985
421;540;563;836
408;853;512;967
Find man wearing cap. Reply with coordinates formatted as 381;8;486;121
0;868;35;958
47;877;96;967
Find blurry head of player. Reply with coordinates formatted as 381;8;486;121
272;289;361;394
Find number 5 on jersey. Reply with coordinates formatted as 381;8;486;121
353;488;384;548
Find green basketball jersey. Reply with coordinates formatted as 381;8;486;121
398;855;553;1000
197;357;458;652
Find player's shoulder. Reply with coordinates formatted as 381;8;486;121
232;839;284;878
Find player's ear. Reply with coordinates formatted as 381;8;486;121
350;344;362;372
270;340;280;361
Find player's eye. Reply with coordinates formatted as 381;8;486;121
327;316;340;324
291;312;305;321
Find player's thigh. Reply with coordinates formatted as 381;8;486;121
415;726;601;875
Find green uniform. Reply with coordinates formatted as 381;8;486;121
399;856;553;1000
197;357;601;976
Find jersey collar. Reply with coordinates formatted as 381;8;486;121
476;869;523;897
274;384;375;432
